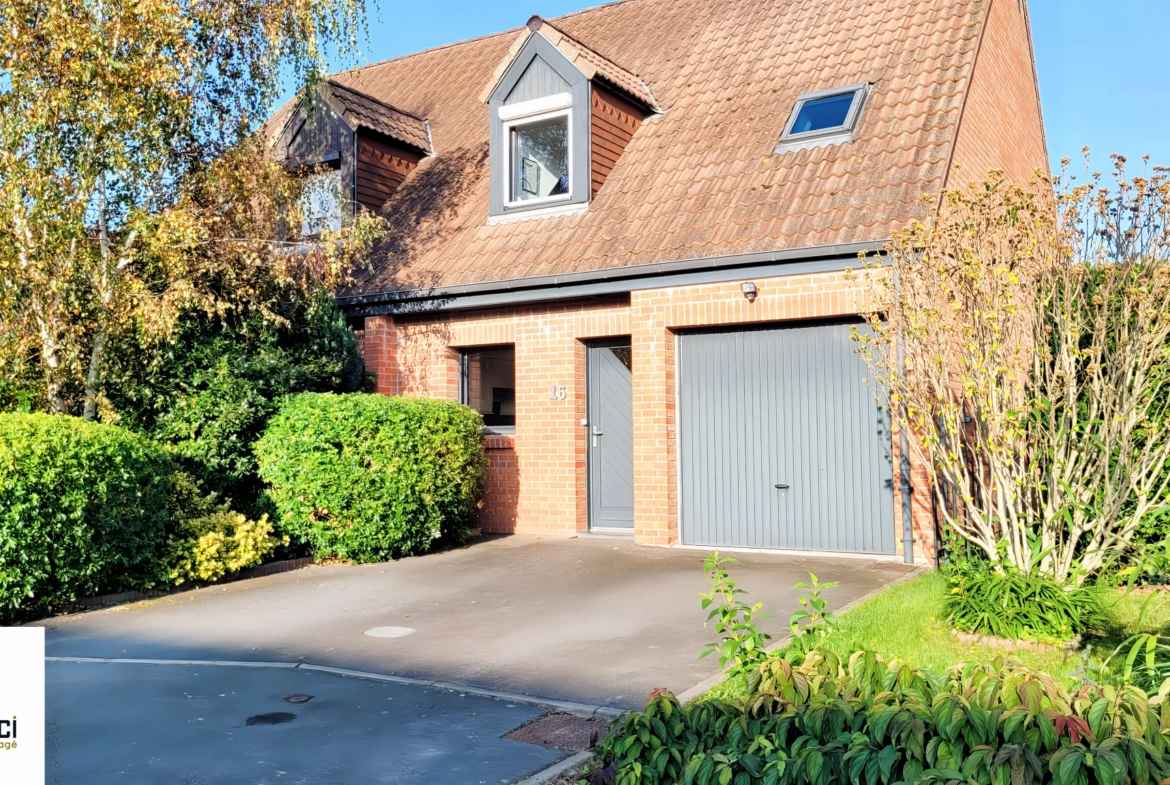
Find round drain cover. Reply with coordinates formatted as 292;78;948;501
364;626;416;638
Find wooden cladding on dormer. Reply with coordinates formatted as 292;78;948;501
356;132;423;213
590;84;644;197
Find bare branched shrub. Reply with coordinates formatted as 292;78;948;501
855;154;1170;582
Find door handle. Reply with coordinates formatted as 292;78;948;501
774;483;790;490
592;425;603;448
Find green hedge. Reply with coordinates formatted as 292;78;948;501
603;650;1170;785
0;413;174;618
254;393;486;562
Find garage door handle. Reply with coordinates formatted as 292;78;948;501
592;425;603;448
774;483;790;490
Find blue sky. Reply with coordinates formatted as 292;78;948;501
306;0;1170;174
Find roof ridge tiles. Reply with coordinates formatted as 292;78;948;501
330;0;661;84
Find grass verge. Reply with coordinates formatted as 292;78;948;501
697;569;1170;703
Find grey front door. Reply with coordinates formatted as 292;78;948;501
587;341;635;530
678;320;895;553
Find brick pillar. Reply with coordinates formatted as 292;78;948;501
630;295;676;545
363;315;399;395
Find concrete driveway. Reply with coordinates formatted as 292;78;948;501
42;535;915;709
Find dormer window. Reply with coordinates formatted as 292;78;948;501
501;94;572;206
484;17;657;222
776;84;869;152
272;80;431;225
300;167;345;236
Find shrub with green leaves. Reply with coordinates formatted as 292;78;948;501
106;296;366;509
944;560;1102;641
603;650;1170;785
0;413;174;618
164;473;285;585
255;393;486;562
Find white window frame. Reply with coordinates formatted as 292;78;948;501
500;93;574;209
776;83;869;151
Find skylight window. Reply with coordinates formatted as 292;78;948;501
777;84;869;151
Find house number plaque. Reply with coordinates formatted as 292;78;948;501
548;385;568;400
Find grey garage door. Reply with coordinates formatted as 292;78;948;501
678;320;895;553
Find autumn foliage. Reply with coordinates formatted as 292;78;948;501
0;0;382;417
855;156;1170;582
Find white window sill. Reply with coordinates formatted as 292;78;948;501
487;201;588;225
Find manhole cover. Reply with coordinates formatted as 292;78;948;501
504;712;610;752
364;626;416;638
282;694;314;704
246;712;297;726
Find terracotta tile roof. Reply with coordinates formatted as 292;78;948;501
321;80;431;153
311;0;990;296
527;17;658;110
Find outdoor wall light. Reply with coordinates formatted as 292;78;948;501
740;281;758;303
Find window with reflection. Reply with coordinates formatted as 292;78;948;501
459;346;516;431
508;113;569;203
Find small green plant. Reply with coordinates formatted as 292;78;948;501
944;557;1101;641
164;475;286;585
699;552;771;676
1101;632;1170;690
784;573;838;654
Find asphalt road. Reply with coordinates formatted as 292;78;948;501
46;660;563;785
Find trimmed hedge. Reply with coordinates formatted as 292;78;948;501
0;413;174;618
603;651;1170;785
254;393;486;562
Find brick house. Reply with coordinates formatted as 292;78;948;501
268;0;1047;562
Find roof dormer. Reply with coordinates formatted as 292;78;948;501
485;16;657;222
272;80;431;229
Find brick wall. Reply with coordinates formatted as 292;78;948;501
480;434;519;533
361;273;936;560
947;0;1048;188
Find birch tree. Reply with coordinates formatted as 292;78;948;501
0;0;383;417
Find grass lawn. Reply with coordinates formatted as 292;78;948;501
698;569;1170;703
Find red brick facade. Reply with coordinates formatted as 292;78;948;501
947;0;1048;188
363;270;937;562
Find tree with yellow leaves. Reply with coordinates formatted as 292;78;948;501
0;0;384;417
855;155;1170;582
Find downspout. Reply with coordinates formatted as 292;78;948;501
898;335;914;565
894;256;914;564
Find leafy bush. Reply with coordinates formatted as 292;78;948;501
603;650;1170;785
944;559;1102;641
700;555;841;677
105;295;365;508
701;553;773;676
255;393;486;562
0;413;174;618
164;473;285;585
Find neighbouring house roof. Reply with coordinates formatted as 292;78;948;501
320;80;432;153
268;0;1006;298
